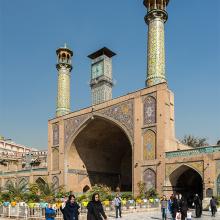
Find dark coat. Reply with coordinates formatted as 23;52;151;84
60;201;80;220
194;196;202;217
87;201;107;220
180;199;188;220
172;198;180;218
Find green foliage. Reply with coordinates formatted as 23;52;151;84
84;184;112;201
23;192;40;203
121;192;133;200
5;180;28;201
77;194;87;202
29;183;39;194
105;194;114;201
145;188;158;199
136;181;158;199
181;135;209;148
1;192;11;202
36;181;65;203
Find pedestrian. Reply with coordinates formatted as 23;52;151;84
186;210;192;220
168;195;174;220
45;203;56;220
161;195;168;220
60;194;80;220
172;195;179;220
87;193;107;220
113;193;122;218
193;194;202;218
180;196;188;220
210;196;217;217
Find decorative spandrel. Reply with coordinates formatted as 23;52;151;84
144;96;156;125
165;162;204;179
64;114;90;144
143;168;156;190
53;123;59;146
64;100;134;147
98;100;134;139
143;130;156;160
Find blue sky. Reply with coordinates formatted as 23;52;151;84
0;0;219;149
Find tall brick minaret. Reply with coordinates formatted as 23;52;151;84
143;0;169;86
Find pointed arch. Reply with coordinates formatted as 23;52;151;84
65;115;133;192
83;185;90;193
143;168;156;190
65;113;133;154
52;176;59;188
169;164;203;200
36;177;46;186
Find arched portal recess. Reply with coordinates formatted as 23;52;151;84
169;165;203;203
68;116;132;191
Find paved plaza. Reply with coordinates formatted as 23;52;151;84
108;210;219;220
0;210;219;220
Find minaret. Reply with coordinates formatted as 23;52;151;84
143;0;169;87
56;44;73;117
88;47;116;105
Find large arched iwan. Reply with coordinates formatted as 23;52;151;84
67;116;132;192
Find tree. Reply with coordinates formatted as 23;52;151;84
5;180;28;201
181;135;209;148
36;181;64;202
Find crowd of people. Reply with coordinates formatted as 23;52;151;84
44;193;218;220
160;194;218;220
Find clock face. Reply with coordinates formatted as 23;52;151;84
91;60;104;79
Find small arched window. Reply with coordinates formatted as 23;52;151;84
83;185;90;193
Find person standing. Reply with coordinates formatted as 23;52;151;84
45;203;56;220
87;193;107;220
168;195;174;220
180;196;188;220
161;195;168;220
193;194;202;218
172;195;179;220
60;195;80;220
210;196;217;217
113;193;122;218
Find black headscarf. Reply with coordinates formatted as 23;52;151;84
60;195;80;220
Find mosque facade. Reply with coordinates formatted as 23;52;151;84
0;0;220;203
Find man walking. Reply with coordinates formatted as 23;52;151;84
210;196;217;217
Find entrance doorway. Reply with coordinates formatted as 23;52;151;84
68;116;132;191
170;165;203;205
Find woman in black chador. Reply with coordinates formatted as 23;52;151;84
60;195;80;220
87;193;107;220
180;196;188;220
193;194;202;218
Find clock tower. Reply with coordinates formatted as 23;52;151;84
88;47;116;105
